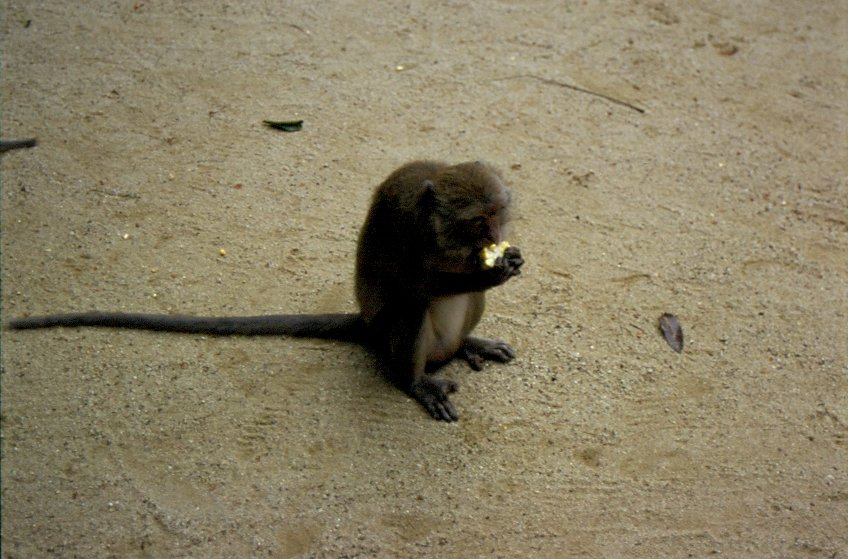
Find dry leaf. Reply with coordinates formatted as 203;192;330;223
659;313;684;352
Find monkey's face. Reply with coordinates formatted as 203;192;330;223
451;202;510;248
416;161;513;272
430;194;512;271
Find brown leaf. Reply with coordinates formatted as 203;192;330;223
658;313;684;353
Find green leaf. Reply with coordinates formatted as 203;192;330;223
263;119;303;132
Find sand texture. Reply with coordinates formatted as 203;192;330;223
2;1;846;557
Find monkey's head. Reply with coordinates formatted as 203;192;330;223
422;161;513;268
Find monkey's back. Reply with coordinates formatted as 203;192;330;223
354;161;447;322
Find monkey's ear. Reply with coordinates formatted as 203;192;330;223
418;180;437;210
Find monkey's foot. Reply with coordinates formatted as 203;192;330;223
458;336;516;371
410;377;459;422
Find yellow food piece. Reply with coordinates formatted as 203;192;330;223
481;241;510;268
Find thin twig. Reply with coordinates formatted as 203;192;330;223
282;22;310;35
494;74;645;114
90;188;141;199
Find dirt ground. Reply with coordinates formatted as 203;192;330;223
2;1;846;557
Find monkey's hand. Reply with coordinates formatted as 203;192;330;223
481;241;511;268
499;245;523;275
482;245;523;286
427;245;523;296
410;377;459;422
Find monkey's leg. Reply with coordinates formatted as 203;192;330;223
380;304;460;421
457;336;516;371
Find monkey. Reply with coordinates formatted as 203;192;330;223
8;160;524;421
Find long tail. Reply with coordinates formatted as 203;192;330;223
0;138;38;153
8;312;364;343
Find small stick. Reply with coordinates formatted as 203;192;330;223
495;74;645;114
90;188;141;199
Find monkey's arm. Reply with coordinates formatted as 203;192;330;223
426;246;524;296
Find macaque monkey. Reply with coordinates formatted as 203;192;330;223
9;160;524;421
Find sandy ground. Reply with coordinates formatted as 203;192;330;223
2;1;847;557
